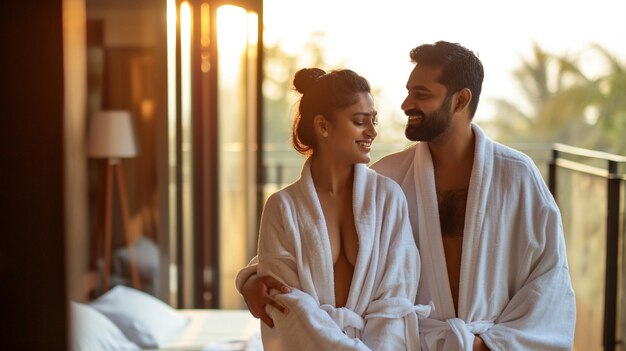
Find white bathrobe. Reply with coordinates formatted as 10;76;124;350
370;123;576;350
254;160;429;351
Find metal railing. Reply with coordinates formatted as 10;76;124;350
549;143;626;351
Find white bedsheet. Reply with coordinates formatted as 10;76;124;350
154;309;261;351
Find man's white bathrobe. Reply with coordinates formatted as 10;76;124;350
370;123;576;350
254;160;428;351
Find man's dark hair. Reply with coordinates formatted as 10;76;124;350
409;41;484;119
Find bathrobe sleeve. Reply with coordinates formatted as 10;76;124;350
480;204;576;351
263;289;372;351
360;187;421;351
234;256;258;294
257;193;371;351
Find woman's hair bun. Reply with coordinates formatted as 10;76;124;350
293;68;326;94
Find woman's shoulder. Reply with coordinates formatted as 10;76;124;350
265;185;294;205
263;178;307;209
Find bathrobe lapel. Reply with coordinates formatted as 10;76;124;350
294;161;376;312
412;125;495;320
412;143;455;319
293;159;336;306
458;125;494;320
346;164;376;313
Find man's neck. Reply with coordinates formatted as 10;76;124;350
428;123;475;190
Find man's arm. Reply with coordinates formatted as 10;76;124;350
234;193;295;327
479;205;575;350
236;256;291;327
240;271;290;328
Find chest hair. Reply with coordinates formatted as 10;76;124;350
437;188;468;236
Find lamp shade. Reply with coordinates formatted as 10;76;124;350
87;110;139;158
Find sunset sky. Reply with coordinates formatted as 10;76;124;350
264;0;626;123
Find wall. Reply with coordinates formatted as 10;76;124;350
0;0;69;349
64;0;90;303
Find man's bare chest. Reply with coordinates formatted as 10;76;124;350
437;188;468;236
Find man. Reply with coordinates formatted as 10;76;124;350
237;41;576;350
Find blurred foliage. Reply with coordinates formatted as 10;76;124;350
485;43;626;155
262;33;411;176
262;33;333;185
263;32;333;148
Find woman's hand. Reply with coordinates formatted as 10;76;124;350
241;274;291;328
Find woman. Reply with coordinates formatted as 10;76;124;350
253;68;428;350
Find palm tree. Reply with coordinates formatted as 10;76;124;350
584;44;626;154
487;42;626;155
487;42;594;144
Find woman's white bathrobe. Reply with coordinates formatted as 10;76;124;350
370;123;576;350
255;160;429;351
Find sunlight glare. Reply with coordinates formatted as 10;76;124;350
180;2;191;130
165;0;178;305
217;5;247;85
263;0;626;123
166;0;177;144
247;12;258;47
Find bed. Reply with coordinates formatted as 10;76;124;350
156;309;261;351
71;285;262;351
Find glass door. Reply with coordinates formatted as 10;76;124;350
166;0;262;308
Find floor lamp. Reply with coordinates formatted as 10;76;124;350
87;110;141;292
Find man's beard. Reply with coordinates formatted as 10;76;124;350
404;95;453;142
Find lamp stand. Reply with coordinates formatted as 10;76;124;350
92;158;142;291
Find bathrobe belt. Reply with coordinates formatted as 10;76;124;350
322;297;433;351
420;317;494;351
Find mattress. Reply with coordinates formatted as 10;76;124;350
155;309;261;351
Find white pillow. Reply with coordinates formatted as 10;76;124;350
89;285;189;348
71;302;139;351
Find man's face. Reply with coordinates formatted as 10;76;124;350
401;65;454;142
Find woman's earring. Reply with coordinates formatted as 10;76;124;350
322;131;328;137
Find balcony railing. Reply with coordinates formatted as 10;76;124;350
549;143;626;351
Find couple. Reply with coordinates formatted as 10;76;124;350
236;41;576;350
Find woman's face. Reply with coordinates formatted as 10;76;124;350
324;92;378;164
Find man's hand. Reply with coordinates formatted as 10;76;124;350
473;335;490;351
241;274;291;328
